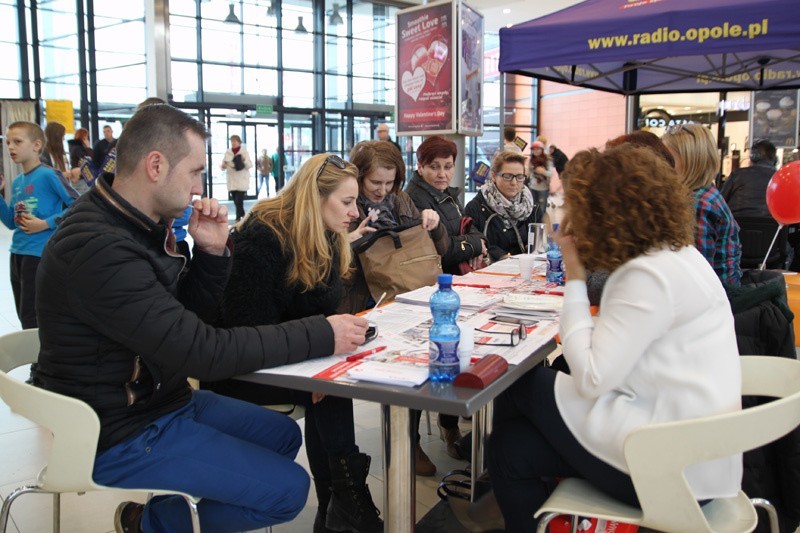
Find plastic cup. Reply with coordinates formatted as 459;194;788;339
518;254;536;281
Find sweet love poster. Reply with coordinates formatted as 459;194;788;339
396;1;455;135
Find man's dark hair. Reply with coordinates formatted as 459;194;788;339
115;104;209;176
503;126;516;142
750;139;777;166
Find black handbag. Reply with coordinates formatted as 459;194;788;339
232;153;245;171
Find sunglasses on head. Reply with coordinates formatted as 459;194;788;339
664;123;696;138
315;154;348;180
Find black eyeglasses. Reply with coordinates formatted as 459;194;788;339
497;172;526;182
315;154;348;180
474;323;527;347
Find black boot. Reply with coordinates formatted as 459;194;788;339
326;453;384;533
313;479;338;533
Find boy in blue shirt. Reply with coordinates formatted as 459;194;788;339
1;121;75;328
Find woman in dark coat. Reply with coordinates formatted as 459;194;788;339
341;140;449;314
405;135;487;274
465;150;542;261
404;135;488;471
213;154;383;533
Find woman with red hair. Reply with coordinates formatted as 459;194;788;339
405;135;487;475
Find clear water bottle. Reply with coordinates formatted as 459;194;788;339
429;274;461;383
546;225;564;285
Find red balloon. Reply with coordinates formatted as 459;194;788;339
766;161;800;225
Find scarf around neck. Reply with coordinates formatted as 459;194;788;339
358;194;398;230
481;179;534;227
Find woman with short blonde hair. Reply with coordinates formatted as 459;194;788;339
662;123;742;286
464;150;542;261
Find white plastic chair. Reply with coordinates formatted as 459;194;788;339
0;329;201;533
535;355;800;533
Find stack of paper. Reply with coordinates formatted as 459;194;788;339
346;361;429;387
395;285;503;311
492;293;563;319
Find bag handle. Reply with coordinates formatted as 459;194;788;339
352;219;423;254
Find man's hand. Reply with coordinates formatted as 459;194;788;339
347;218;377;242
420;209;440;231
189;198;229;256
326;314;368;354
17;215;49;234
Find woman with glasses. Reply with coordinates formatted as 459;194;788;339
211;154;383;533
465;150;542;261
485;145;741;532
661;123;742;286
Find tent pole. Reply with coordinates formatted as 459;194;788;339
499;72;506;153
625;94;639;134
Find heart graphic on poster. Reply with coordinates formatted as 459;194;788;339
401;67;426;102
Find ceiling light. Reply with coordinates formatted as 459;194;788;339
224;3;240;24
266;1;276;16
295;16;308;34
329;3;343;26
502;8;511;14
684;106;691;110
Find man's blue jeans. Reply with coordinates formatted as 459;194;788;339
93;390;309;533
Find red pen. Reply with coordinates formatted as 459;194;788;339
532;288;564;296
346;345;387;362
453;283;490;288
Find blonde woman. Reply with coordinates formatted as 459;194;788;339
661;124;742;286
220;135;253;221
215;154;383;533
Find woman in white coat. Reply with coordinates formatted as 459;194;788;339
221;135;253;222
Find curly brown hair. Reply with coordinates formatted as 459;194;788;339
562;145;694;272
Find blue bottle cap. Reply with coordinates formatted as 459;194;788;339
552;223;559;232
438;274;453;286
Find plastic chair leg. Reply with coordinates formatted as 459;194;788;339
536;511;559;533
53;492;60;533
751;498;779;533
0;485;44;533
183;495;201;532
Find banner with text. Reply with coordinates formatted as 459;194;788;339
396;0;456;136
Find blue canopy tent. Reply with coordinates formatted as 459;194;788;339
499;0;800;95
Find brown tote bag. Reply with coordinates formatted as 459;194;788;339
353;220;442;301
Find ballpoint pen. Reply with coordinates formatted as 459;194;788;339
453;283;491;289
346;345;387;362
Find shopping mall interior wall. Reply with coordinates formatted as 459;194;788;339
538;80;626;158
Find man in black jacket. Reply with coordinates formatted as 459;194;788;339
721;139;777;219
32;104;367;533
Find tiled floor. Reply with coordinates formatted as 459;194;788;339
0;216;487;532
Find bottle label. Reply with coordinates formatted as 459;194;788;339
547;258;563;272
429;340;460;365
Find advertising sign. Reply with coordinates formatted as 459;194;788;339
458;1;483;135
396;0;456;136
45;100;75;134
750;89;799;149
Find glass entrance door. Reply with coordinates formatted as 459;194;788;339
206;116;279;202
282;114;314;185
